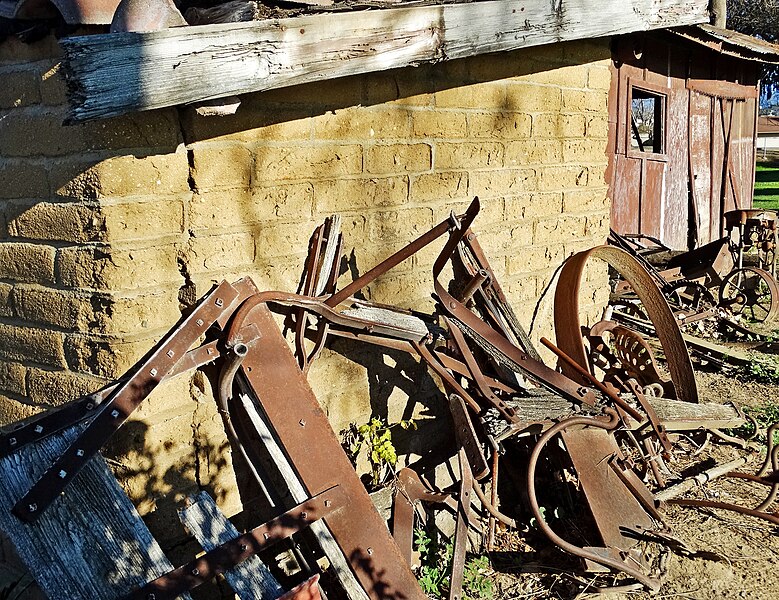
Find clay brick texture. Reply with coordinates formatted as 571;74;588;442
0;34;613;524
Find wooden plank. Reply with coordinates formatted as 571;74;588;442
60;0;711;122
689;90;712;245
641;159;665;239
238;389;371;600
611;155;642;234
0;425;190;600
178;491;284;600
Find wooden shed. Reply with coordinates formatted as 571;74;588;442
608;25;779;250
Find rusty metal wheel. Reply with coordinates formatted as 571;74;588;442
667;280;717;317
718;267;779;324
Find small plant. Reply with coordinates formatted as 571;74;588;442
746;356;779;385
729;403;779;444
414;528;493;600
343;417;416;489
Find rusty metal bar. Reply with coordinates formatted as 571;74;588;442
14;281;241;523
126;486;346;600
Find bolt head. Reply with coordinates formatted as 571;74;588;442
28;504;37;513
299;419;306;427
8;437;16;447
191;568;199;576
367;547;373;555
34;425;43;434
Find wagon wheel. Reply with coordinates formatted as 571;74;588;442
718;267;779;324
666;280;717;318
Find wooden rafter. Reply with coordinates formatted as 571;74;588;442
61;0;711;122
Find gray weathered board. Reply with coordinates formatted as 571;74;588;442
0;425;190;600
178;491;284;599
60;0;710;122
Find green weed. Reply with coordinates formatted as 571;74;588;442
342;417;416;489
730;403;779;444
415;528;493;599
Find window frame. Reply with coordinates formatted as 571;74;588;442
626;78;669;160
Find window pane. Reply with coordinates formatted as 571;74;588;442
630;88;664;154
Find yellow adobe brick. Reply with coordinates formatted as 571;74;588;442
364;70;434;107
0;242;55;284
504;139;562;166
476;221;534;257
26;367;103;406
468;112;532;139
585;213;611;237
101;198;184;241
0;362;26;397
506;192;564;219
190;144;252;190
254;144;363;180
106;290;183;336
410;172;467;203
0;69;40;108
0;394;43;427
365;143;431;174
190;189;257;232
0;282;12;317
436;142;503;170
187;232;256;274
504;83;562;113
434;82;506;110
532;113;586;138
0;161;49;199
13;285;91;330
7;202;101;243
56;244;180;290
367;207;435;241
254;183;315;219
562;88;607;112
314;106;412;140
588;65;613;90
506;245;568;276
254;219;359;260
54;151;190;200
0;322;65;367
534;215;587;244
367;272;436;309
314;176;408;212
503;276;541;302
181;103;312;144
586;115;610;138
411;111;468;138
519;64;588;88
469;168;536;199
562;138;607;163
562;39;611;64
563;189;608;213
538;165;589;190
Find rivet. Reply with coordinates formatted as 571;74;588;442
111;410;120;419
147;594;156;600
215;298;224;307
240;544;248;552
299;419;306;427
8;437;16;447
367;547;373;555
191;568;199;576
324;500;332;507
301;511;308;519
58;470;67;479
150;368;158;377
207;348;214;355
263;532;270;540
166;350;175;358
449;302;456;309
76;449;85;457
28;504;37;512
196;319;204;326
86;402;95;410
34;425;43;434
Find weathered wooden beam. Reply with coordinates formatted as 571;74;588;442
0;425;190;600
178;491;284;599
60;0;710;122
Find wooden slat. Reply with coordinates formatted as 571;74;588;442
0;425;190;600
178;491;284;600
60;0;710;122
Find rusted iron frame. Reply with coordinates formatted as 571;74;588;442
665;498;779;525
392;468;452;566
456;230;542;362
225;302;425;599
554;245;698;404
449;447;474;600
0;339;221;458
525;408;662;591
14;280;243;523
433;199;596;407
126;486;347;600
448;393;489;480
445;317;520;424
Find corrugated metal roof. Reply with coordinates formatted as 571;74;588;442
671;23;779;64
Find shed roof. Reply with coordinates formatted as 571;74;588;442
758;116;779;135
671;23;779;64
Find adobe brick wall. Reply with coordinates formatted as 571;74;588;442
0;32;612;535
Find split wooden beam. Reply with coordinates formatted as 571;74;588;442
60;0;710;122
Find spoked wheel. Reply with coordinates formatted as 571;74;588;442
666;280;717;322
718;267;779;324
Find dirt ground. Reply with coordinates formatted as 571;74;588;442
486;355;779;600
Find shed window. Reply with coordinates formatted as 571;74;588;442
630;87;665;154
